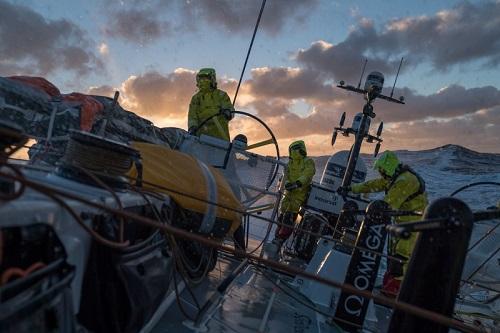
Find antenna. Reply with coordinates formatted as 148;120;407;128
356;59;368;89
390;57;404;98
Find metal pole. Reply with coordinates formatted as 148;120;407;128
340;103;372;188
332;104;373;238
232;0;267;106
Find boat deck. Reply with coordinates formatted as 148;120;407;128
150;244;393;333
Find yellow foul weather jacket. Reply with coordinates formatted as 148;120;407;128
351;167;428;276
280;141;316;214
188;88;234;141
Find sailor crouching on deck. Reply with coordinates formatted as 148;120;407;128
342;151;428;297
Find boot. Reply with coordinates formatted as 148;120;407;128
264;237;284;261
381;271;401;298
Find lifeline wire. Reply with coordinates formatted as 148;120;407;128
0;168;483;333
75;166;126;243
141;189;214;287
126;173;405;264
467;222;500;252
465;246;500;282
450;182;500;197
461;279;500;294
127;170;407;260
39;162;404;263
0;160;408;265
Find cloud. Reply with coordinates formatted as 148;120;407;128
180;0;320;36
238;66;500;153
383;106;500;153
116;68;237;123
119;69;196;120
103;3;171;44
98;43;109;55
90;65;500;154
369;84;500;123
0;0;103;76
87;84;115;97
102;0;319;44
243;66;500;120
246;67;335;102
236;67;343;142
296;1;500;82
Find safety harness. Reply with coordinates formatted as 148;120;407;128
386;164;426;204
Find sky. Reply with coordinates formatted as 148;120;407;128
1;0;500;155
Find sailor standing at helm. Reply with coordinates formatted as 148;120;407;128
188;68;247;253
188;68;234;141
339;151;428;297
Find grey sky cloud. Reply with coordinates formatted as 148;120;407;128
249;98;336;140
374;85;500;123
103;0;319;45
87;85;115;98
120;69;237;119
384;106;500;153
238;66;500;151
120;70;196;118
249;92;500;152
180;0;320;36
242;66;500;124
104;6;171;44
297;1;500;82
109;69;236;119
0;0;103;76
246;67;335;101
89;63;500;152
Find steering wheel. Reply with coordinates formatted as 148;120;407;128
193;110;281;209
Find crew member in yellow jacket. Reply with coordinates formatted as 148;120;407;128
188;68;234;141
344;151;428;297
271;141;316;252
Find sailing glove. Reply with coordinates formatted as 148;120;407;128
285;180;302;191
219;108;233;120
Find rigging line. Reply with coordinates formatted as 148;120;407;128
467;222;500;252
2;164;403;264
136;190;212;289
460;280;500;294
131;176;404;262
75;166;126;243
172;261;197;321
450;182;500;197
465;246;500;282
0;166;129;249
131;175;401;262
40;185;129;249
0;170;481;333
2;160;393;263
129;173;359;251
232;0;267;106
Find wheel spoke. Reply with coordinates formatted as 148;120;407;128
245;138;274;150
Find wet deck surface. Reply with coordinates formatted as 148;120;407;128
151;246;393;333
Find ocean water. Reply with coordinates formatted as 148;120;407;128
243;144;500;296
